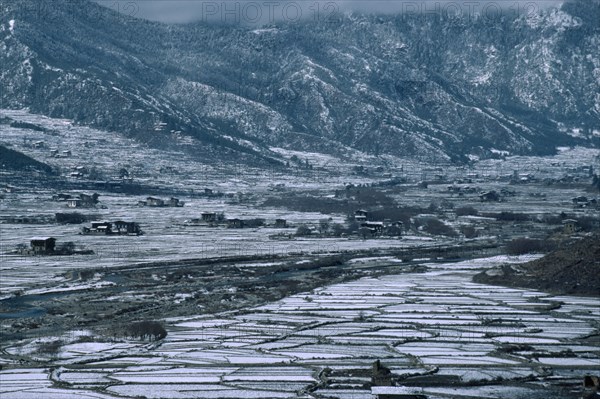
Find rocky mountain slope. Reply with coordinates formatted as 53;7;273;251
1;0;598;164
474;234;600;296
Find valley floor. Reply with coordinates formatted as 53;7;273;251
1;255;598;399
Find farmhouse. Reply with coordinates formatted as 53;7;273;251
30;237;56;254
89;221;113;235
67;198;81;208
168;197;184;207
145;197;165;207
201;212;217;222
355;209;368;222
227;218;244;229
562;219;578;235
82;221;142;235
114;220;142;235
53;193;71;201
63;193;99;208
139;197;184;207
361;221;384;236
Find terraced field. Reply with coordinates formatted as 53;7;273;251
1;256;598;399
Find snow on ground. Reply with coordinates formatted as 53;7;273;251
2;256;597;398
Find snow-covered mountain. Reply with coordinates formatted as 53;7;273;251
1;0;598;164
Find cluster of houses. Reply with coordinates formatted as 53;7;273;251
81;220;143;236
67;165;88;178
53;192;100;208
227;218;287;229
17;237;93;256
138;197;184;207
49;148;71;158
185;212;288;229
354;210;403;237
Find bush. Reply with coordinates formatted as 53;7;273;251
456;206;479;216
358;227;372;239
244;218;264;228
575;216;600;232
345;221;359;234
55;241;76;255
56;212;86;224
319;219;330;234
541;214;563;225
331;223;345;237
37;340;63;355
506;238;545;255
309;255;346;268
460;225;477;238
125;321;167;341
494;212;529;222
295;224;312;236
421;218;458;237
263;195;350;214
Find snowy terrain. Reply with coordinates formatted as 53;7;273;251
1;256;598;398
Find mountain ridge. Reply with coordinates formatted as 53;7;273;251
1;0;598;164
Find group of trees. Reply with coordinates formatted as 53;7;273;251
455;206;479;217
296;221;350;237
296;219;405;239
592;174;600;192
122;321;167;341
414;218;458;237
506;238;552;255
55;212;89;224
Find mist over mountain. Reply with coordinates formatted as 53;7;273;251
1;0;598;164
92;1;565;25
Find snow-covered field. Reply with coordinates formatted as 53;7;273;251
2;256;598;399
0;188;452;294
